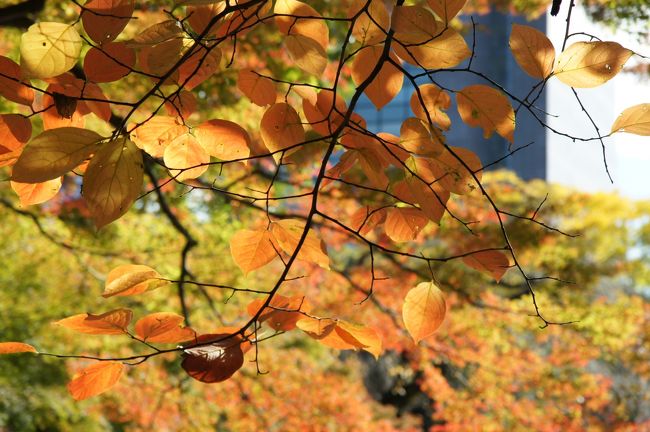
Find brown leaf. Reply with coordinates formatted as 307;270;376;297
462;250;510;281
82;0;134;45
181;333;244;383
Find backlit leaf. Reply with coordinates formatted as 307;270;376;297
351;45;403;110
509;24;555;79
336;321;383;359
285;34;328;76
457;84;515;143
67;361;124;400
177;46;222;90
83;42;136;83
260;103;305;155
12;128;102;183
83;136;143;228
11;177;62;206
55;309;133;335
271;219;330;269
102;264;165;298
462;250;510;281
0;56;34;106
400;117;444;157
296;317;337;339
0;114;31;168
230;229;279;274
163;133;209;181
611;104;650;136
247;294;310;331
82;0;134;44
427;0;467;22
0;342;37;354
410;84;451;130
237;69;276;107
554;41;633;88
303;90;347;136
130;116;187;158
194;119;251;161
275;0;329;50
135;312;196;343
402;281;446;343
350;0;389;46
182;333;244;383
384;207;429;242
20;22;82;79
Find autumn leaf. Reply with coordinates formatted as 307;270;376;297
318;321;382;359
275;0;329;50
82;0;134;45
260;103;305;156
611;104;650;136
102;264;165;298
237;69;276;107
177;46;222;90
134;312;196;343
55;309;133;335
509;24;555;79
402;281;446;343
384;207;429;242
163;133;209;181
271;219;330;269
457;84;516;143
462;250;510;282
0;56;34;106
0;342;37;354
410;84;452;130
230;229;279;275
20;22;82;79
12;128;102;183
285;34;328;76
83;136;143;228
302;90;347;135
130;116;187;158
11;178;62;206
399;117;444;157
427;0;467;23
194;119;251;161
350;0;389;46
554;41;633;88
181;333;245;383
351;45;403;110
247;294;310;331
84;42;136;83
67;361;124;401
0;114;32;168
296;317;337;339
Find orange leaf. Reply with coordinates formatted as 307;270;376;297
303;90;347;136
130;116;187;158
399;117;444;157
0;114;31;168
275;0;329;50
384;207;429;242
350;0;389;46
177;46;222;90
410;84;451;130
230;229;279;274
82;0;134;45
83;42;136;83
296;317;337;339
247;294;310;331
509;24;555;79
336;321;383;359
462;250;510;282
163;133;209;181
237;69;276;107
402;281;446;343
187;3;226;35
0;342;37;354
285;34;328;76
427;0;467;22
260;103;305;156
457;84;515;143
135;312;196;343
0;56;34;106
102;264;164;298
67;361;124;400
271;219;330;269
55;309;133;335
181;333;244;383
351;45;403;110
194;119;251;161
11;177;61;206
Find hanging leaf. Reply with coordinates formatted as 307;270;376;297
82;0;134;45
457;84;515;143
163;133;209;181
399;117;444;157
271;219;330;269
260;103;305;155
84;42;136;83
230;229;279;275
427;0;467;22
410;84;452;130
102;264;165;298
194;119;251;161
181;333;245;383
20;22;82;79
554;41;633;88
285;34;328;76
318;321;382;359
67;361;124;401
611;104;650;136
134;312;196;343
402;281;446;343
55;309;133;335
187;3;226;35
350;0;390;46
128;20;181;47
0;342;37;354
237;69;276;107
165;90;197;119
351;45;403;110
11;177;62;206
275;0;329;50
0;114;31;168
130;116;187;158
83;136;143;228
296;317;337;339
12;128;102;183
302;90;347;135
462;250;510;281
384;207;429;242
509;24;555;79
177;46;222;90
0;56;34;106
247;294;310;331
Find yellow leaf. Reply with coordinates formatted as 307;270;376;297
271;219;330;269
275;0;329;50
230;229;279;275
351;45;403;110
296;317;337;339
402;281;446;343
554;41;632;88
0;342;37;354
457;84;515;143
509;24;555;79
462;250;510;281
102;264;164;298
20;22;82;79
83;136;143;228
384;207;429;242
410;84;451;130
67;361;124;401
391;6;470;70
130;116;187;158
337;321;383;359
416;146;482;195
285;34;328;76
237;69;276;107
11;177;62;206
55;309;133;335
163;133;209;181
611;103;650;136
193;119;251;161
260;103;305;156
12;128;102;183
427;0;467;22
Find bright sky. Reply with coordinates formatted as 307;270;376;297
546;6;650;200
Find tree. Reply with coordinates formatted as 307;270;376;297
0;0;649;429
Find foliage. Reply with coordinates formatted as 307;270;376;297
0;0;648;430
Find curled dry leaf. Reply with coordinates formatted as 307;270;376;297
67;361;124;401
181;333;245;383
55;309;133;335
402;281;446;343
102;264;165;297
0;342;37;354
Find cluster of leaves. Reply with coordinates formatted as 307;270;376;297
0;0;648;424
